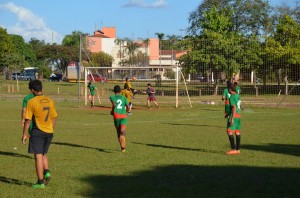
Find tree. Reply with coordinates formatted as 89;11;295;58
62;31;84;46
123;38;140;67
188;0;272;37
141;38;150;66
0;27;15;73
90;52;114;67
166;35;180;66
10;34;36;69
114;38;125;63
181;5;263;87
264;15;300;92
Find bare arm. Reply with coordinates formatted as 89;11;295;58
52;118;56;129
111;102;115;115
22;119;30;144
230;105;236;126
21;108;26;126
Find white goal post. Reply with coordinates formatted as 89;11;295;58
83;66;192;108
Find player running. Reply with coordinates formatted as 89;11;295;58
110;85;130;152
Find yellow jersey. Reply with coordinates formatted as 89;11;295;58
121;89;133;103
25;95;57;133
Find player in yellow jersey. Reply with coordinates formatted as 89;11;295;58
22;80;57;188
121;84;133;115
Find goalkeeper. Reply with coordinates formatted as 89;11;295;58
124;77;137;97
87;81;98;107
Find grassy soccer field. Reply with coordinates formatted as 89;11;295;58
0;81;300;198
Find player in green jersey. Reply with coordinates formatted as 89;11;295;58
21;81;35;136
226;83;241;155
88;82;98;107
222;81;231;118
110;85;130;152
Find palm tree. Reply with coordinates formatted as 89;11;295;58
155;32;165;67
124;38;140;67
114;38;124;63
166;35;180;66
139;38;150;66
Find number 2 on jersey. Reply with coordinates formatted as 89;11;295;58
117;99;123;109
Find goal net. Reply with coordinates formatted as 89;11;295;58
84;66;192;108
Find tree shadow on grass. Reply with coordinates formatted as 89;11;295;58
243;143;300;157
0;176;31;186
0;151;33;159
161;122;223;128
131;142;222;154
80;165;300;198
52;142;110;153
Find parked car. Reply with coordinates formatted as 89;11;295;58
17;73;35;81
49;73;63;81
11;72;21;80
88;74;108;83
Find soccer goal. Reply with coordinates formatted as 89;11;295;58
83;66;192;108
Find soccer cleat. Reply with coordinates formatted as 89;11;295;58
121;149;126;153
226;149;239;155
44;172;51;185
128;112;132;116
236;150;240;154
32;183;45;189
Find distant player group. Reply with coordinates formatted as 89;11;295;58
21;75;241;189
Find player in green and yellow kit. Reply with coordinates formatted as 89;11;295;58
22;80;57;188
226;83;241;155
21;81;35;136
110;85;130;152
222;81;231;118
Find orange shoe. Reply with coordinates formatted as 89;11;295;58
226;149;238;155
236;150;240;154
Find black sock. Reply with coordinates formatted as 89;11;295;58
37;179;44;184
236;135;241;150
228;135;235;149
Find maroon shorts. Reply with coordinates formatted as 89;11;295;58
147;96;156;101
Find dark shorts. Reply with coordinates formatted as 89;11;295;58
29;129;53;154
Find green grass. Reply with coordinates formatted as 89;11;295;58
0;80;300;198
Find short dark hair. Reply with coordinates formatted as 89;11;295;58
147;83;151;86
125;77;129;81
28;80;35;90
228;83;236;92
31;80;43;92
113;85;121;93
226;80;231;88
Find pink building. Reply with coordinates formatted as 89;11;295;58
87;27;186;69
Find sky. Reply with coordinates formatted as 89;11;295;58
0;0;297;44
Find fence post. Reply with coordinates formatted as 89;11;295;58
255;87;258;97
